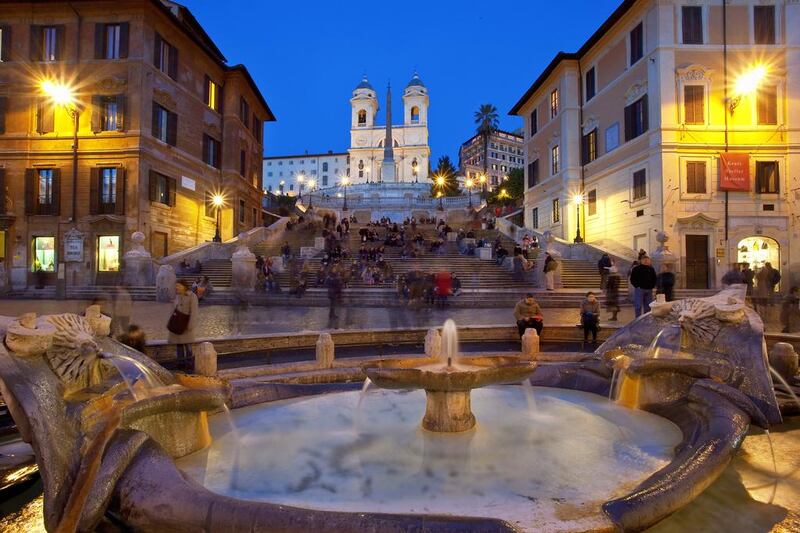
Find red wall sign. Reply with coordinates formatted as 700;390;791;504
719;153;750;191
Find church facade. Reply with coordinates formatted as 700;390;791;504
348;73;430;184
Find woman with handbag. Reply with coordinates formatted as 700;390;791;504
167;280;199;371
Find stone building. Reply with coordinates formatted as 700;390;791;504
510;0;800;289
459;129;525;191
0;0;274;291
348;73;430;184
263;151;349;196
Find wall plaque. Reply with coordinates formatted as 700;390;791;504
63;228;85;263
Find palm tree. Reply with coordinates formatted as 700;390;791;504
474;104;499;198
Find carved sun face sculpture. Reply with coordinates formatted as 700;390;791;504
45;314;105;392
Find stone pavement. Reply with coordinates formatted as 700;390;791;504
0;299;637;342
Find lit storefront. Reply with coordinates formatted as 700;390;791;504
737;237;779;271
97;235;120;272
32;236;56;272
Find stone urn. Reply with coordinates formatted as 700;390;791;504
769;343;799;381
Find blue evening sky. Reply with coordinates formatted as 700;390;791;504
189;0;622;163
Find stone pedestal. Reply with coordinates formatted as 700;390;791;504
231;234;257;290
314;237;325;250
194;342;217;377
477;247;493;261
424;328;441;359
521;329;540;360
123;232;155;286
422;390;475;432
769;342;798;380
650;231;678;276
316;333;334;368
155;265;177;303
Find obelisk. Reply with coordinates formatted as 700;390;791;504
381;82;396;182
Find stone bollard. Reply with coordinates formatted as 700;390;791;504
194;342;218;376
521;329;540;360
316;333;335;369
769;342;799;381
424;328;442;359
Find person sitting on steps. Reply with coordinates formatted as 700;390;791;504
514;293;544;338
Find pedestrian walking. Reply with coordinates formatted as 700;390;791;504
544;253;557;291
597;253;612;290
630;257;657;318
656;264;676;302
605;266;621;321
167;280;198;371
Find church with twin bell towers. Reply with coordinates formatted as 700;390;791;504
348;72;430;185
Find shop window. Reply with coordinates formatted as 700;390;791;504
32;236;56;272
97;235;120;272
737;237;779;273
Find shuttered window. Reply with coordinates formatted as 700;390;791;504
587;189;597;216
585;67;596;101
754;6;775;45
36;98;54;134
90;167;126;215
0;25;11;62
581;129;597;165
629;23;643;64
202;134;221;168
152;102;177;145
95;23;129;59
148;171;176;206
92;94;126;132
686;161;706;194
532;208;539;229
31;25;64;61
683;85;704;124
624;95;648;141
0;96;7;134
529;108;537;136
757;86;777;125
632;169;647;200
552;198;560;223
25;168;60;215
527;159;539;188
682;6;703;44
153;33;178;80
755;161;779;194
205;75;222;111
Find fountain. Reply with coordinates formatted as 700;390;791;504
0;286;786;532
363;319;535;432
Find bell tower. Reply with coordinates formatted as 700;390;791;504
403;71;428;125
351;75;378;128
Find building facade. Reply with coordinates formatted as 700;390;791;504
459;130;525;190
511;0;800;289
263;151;349;196
348;73;430;184
0;0;273;291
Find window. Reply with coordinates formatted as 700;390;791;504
205;77;221;111
686;161;707;194
38;169;54;206
151;103;177;145
100;167;117;205
92;95;125;132
683;85;704;124
322;162;328;171
96;23;128;59
252;117;262;143
605;122;620;152
36;98;55;134
757;86;777;125
755;161;779;194
357;109;367;126
630;22;644;64
0;96;6;134
587;189;597;216
682;6;703;44
410;106;420;123
148;171;175;206
358;160;364;178
551;145;560;175
532;207;539;229
240;150;247;176
42;26;58;61
154;33;178;79
239;199;245;223
32;237;56;272
582;129;597;165
202;134;221;168
552;198;560;223
585;67;596;101
239;97;249;124
754;6;775;45
97;236;120;272
0;26;9;62
550;89;559;118
624;95;648;141
632;169;647;200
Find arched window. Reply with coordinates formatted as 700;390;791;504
357;109;367;126
358;159;364;178
411;106;420;123
322;162;328;171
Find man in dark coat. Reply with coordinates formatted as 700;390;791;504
630;256;657;318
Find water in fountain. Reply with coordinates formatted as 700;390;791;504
520;377;538;412
100;352;163;400
353;377;374;435
769;366;800;413
646;324;683;359
440;319;459;367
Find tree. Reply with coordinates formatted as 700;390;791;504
430;155;460;197
474;103;499;196
488;167;524;205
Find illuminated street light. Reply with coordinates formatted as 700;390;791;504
435;174;446;210
572;193;584;243
465;177;475;208
297;173;305;200
212;192;225;242
730;64;767;114
340;175;351;211
307;178;317;209
478;173;487;200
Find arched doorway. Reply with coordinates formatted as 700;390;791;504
737;236;779;272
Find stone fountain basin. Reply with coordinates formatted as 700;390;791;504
364;355;536;392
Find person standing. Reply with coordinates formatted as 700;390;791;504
513;293;544;337
605;264;621;321
167;280;199;371
544;253;557;291
656;264;676;302
630;257;657;318
741;262;755;295
597;253;612;290
326;267;343;320
721;264;744;287
580;291;601;343
112;286;132;336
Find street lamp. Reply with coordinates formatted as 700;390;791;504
41;80;80;223
730;65;767;114
340;175;351;211
212;192;225;242
279;180;285;195
307;178;316;209
478;173;487;200
572;193;584;243
297;174;305;200
465;177;474;208
435;175;446;211
412;161;419;183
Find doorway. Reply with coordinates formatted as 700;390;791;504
685;234;709;289
151;231;168;259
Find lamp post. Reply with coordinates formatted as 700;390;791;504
412;161;419;183
307;178;316;209
572;193;584;243
465;177;474;208
279;180;285;196
340;175;350;211
41;80;79;223
478;173;487;200
212;193;224;242
435;175;446;211
297;174;305;201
